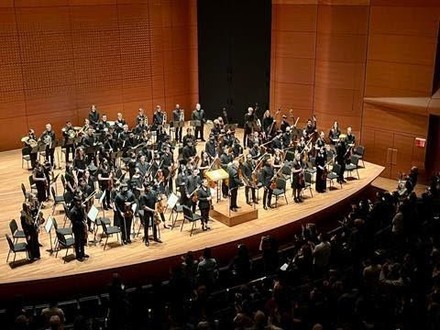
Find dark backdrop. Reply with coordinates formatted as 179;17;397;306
197;0;271;126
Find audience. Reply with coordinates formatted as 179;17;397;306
5;174;440;330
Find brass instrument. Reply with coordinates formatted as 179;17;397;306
42;133;52;147
22;136;38;148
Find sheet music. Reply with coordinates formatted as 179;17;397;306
88;205;99;223
167;192;179;209
99;190;106;204
45;216;54;233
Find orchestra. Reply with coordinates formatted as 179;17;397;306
16;103;360;263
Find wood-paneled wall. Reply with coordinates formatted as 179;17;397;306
271;0;440;179
0;0;198;151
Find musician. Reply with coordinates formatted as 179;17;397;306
139;183;162;246
40;123;56;167
222;129;234;148
198;179;212;230
291;152;305;203
221;108;232;125
315;146;327;193
279;115;290;133
186;168;202;212
24;129;38;169
43;160;52;199
261;158;275;210
262;110;275;140
249;142;261;160
153;105;165;134
82;127;97;166
68;196;89;261
115;112;126;133
32;161;47;204
78;178;94;213
182;140;197;164
97;114;111;133
149;153;163;181
345;126;356;147
73;147;87;179
136;107;147;126
173;104;185;143
220;146;233;198
227;160;242;212
191;103;206;141
243;107;255;147
248;131;261;149
282;126;293;149
303;116;317;140
271;130;283;150
314;131;326;153
182;127;196;148
328;121;341;145
88;105;100;128
204;135;217;160
273;149;284;170
20;202;41;261
242;154;258;205
62;121;76;163
210;119;221;139
176;164;189;206
98;159;113;210
335;136;347;184
114;183;135;244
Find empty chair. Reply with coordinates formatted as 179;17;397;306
170;204;184;230
280;164;291;182
6;234;28;263
303;171;314;198
101;220;121;250
21;183;30;202
9;219;26;244
271;178;288;207
51;187;65;215
55;231;75;263
53;217;73;253
327;163;342;189
21;147;32;169
353;145;365;167
345;154;361;180
181;205;202;236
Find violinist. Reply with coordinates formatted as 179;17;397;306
314;131;326;154
68;195;89;261
78;178;94;213
220;146;233;198
242;154;258;205
20;202;41;261
271;130;283;150
182;140;197;163
261;158;275;210
248;131;261;149
273;149;284;170
262;110;275;140
335;135;347;184
64;161;77;204
97;158;113;210
186;168;202;213
249;142;262;160
282;126;293;149
198;179;212;230
227;159;242;212
291;152;305;203
315;146;327;193
139;183;162;246
303;116;317;141
182;127;196;147
199;151;212;175
231;131;243;158
114;183;135;244
176;163;189;206
154;169;170;229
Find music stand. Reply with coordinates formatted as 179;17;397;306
87;205;100;245
190;120;201;127
205;168;229;203
45;215;55;254
167;192;181;229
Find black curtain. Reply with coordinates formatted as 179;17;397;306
197;0;271;126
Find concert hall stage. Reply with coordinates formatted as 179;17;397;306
0;147;384;303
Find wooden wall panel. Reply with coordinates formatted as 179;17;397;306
0;0;198;151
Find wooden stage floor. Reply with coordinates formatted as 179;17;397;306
0;142;385;301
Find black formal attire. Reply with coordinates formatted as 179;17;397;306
69;203;87;260
173;108;184;142
88;110;100;128
186;174;202;212
220;152;233;197
249;146;261;160
198;186;212;229
335;141;347;183
262;116;275;140
40;130;56;167
182;134;195;148
242;160;257;204
328;128;341;145
279;120;290;133
182;145;197;163
228;164;242;211
114;190;136;243
291;159;305;201
62;126;76;163
152;111;165;134
315;151;327;193
20;210;40;260
33;166;47;203
204;139;217;159
98;165;112;209
139;190;159;244
243;112;255;147
191;108;206;141
82;133;97;166
176;171;189;206
261;164;274;208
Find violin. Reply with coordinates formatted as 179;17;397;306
123;202;134;220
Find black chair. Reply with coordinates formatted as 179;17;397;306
303;171;314;198
101;220;121;250
181;205;201;236
305;157;317;176
55;231;75;263
327;163;342;189
21;147;32;169
272;178;288;207
9;219;26;244
280;164;292;183
28;175;38;194
51;187;65;215
353;145;365;167
53;218;73;252
6;234;28;263
345;154;361;180
170;204;184;230
21;183;30;202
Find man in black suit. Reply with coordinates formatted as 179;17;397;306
261;158;275;210
69;196;89;261
198;179;212;230
228;160;243;212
